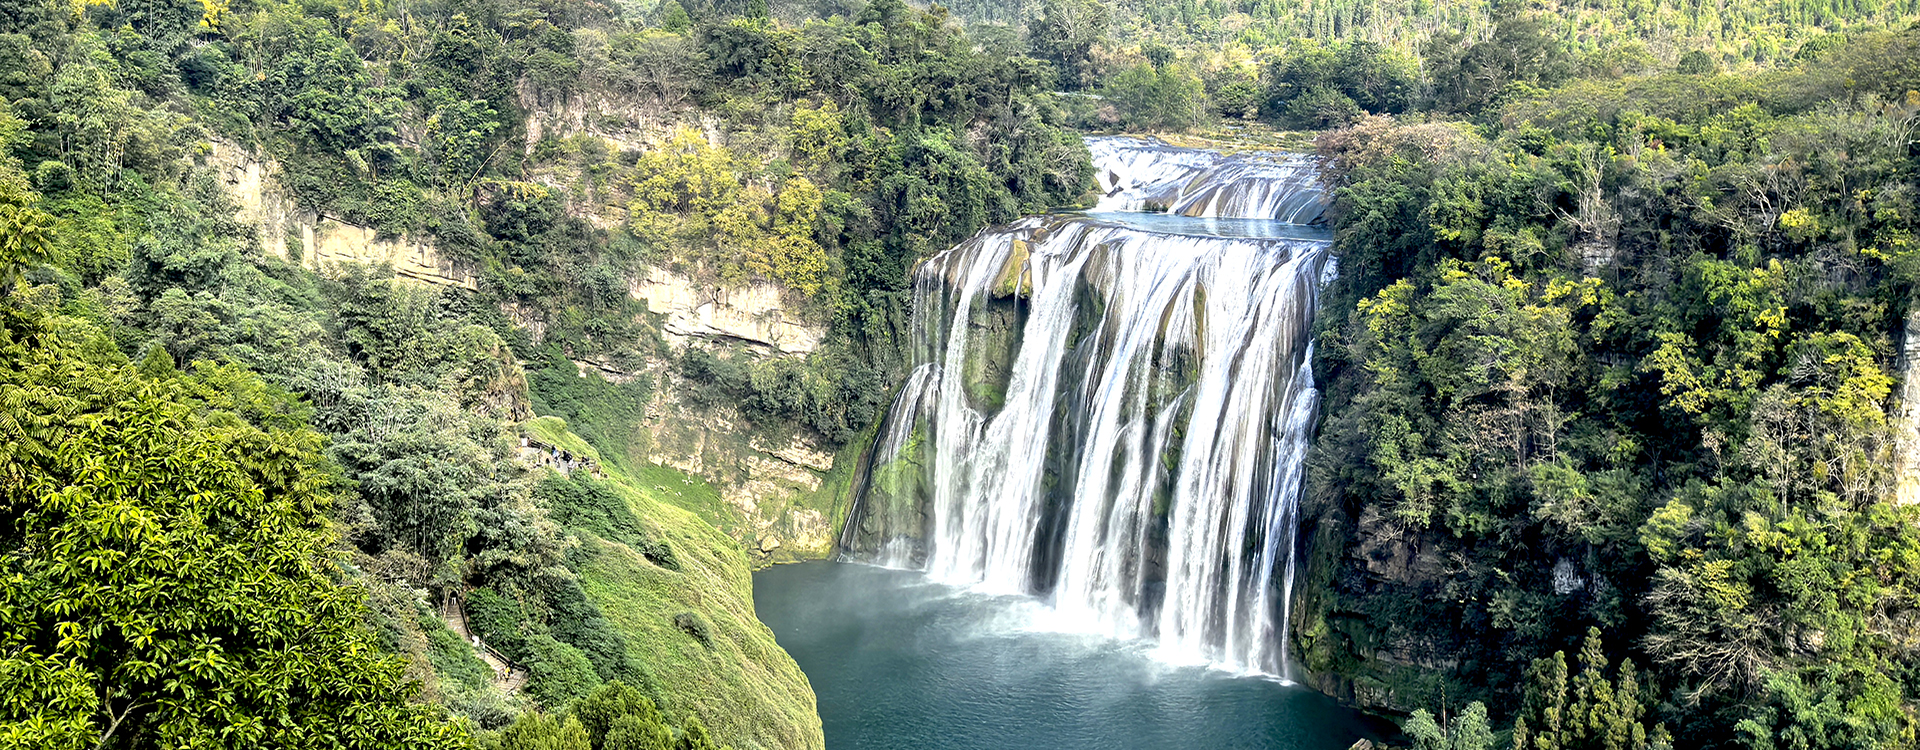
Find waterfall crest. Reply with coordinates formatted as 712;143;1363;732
1088;136;1330;224
843;138;1330;678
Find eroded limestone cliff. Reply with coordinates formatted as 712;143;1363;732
207;140;479;290
210;134;849;566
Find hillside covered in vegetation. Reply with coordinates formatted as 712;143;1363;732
9;0;1920;742
0;0;1092;743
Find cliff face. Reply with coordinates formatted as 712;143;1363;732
522;97;850;566
838;275;1028;563
1293;503;1453;713
209;117;837;745
562;328;847;567
630;268;826;355
212;124;849;566
635;392;842;563
206;140;479;290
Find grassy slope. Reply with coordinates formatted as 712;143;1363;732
626;462;736;539
524;417;823;750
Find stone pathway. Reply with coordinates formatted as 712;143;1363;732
443;595;529;694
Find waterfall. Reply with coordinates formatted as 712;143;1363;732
844;137;1330;679
1088;136;1330;224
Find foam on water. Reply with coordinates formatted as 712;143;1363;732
1087;136;1330;224
843;137;1332;681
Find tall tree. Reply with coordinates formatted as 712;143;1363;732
0;313;467;749
1027;0;1107;90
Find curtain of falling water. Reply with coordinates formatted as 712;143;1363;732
844;137;1331;679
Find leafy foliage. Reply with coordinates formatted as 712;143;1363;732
0;311;467;749
1307;29;1920;747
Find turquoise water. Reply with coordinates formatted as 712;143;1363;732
1074;211;1334;240
753;562;1384;750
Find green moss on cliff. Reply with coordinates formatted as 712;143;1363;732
758;417;882;564
630;462;735;539
529;420;823;750
962;296;1026;413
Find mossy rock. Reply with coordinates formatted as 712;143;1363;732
989;239;1032;299
961;296;1025;413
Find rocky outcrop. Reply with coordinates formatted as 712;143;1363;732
1294;506;1459;714
629;268;826;355
558;345;841;565
514;95;838;561
638;392;839;562
1894;308;1920;505
521;90;723;158
206;140;477;290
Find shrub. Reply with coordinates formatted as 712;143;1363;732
466;587;531;663
672;612;713;647
571;681;671;748
544;576;640;683
539;474;646;547
525;635;604;709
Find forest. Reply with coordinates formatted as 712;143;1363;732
4;0;1920;742
1298;25;1920;750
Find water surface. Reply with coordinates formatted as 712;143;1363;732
754;562;1383;750
1073;211;1333;241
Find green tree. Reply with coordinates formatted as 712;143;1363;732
1675;50;1718;75
0;314;467;749
659;1;691;32
1285;86;1362;129
0;169;50;286
497;711;591;750
525;636;603;709
1426;13;1571;113
1408;709;1446;750
605;713;675;750
1452;702;1493;750
675;715;719;750
1514;630;1655;750
1101;63;1204;130
1027;0;1108;90
0;112;53;286
573;681;672;750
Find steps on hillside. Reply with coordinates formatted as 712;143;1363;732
442;595;529;694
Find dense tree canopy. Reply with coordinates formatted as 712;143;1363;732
1302;27;1920;747
0;309;468;749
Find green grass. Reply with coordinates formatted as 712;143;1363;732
534;421;823;750
421;611;493;694
524;416;604;463
627;462;738;538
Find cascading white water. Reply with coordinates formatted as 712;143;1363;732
846;137;1330;679
1088;136;1329;224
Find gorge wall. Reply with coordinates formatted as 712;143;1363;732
207;140;479;290
205;115;835;747
210;128;844;565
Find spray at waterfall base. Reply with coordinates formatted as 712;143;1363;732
842;137;1334;680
